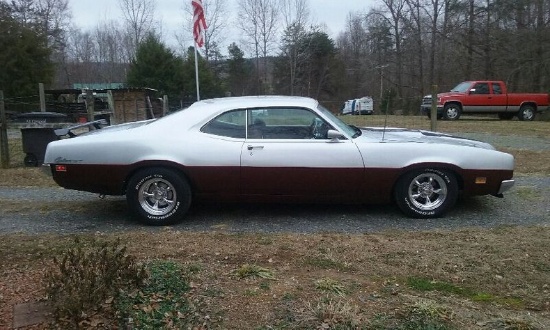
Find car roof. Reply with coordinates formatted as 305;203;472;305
149;96;320;131
190;95;319;113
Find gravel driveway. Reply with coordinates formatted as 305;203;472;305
1;175;548;235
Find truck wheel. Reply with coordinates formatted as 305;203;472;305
394;168;458;218
126;167;192;226
443;103;461;120
498;113;515;120
518;105;536;121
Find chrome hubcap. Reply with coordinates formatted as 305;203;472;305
447;108;458;119
138;178;176;216
408;173;447;211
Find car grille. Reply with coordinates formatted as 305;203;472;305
422;96;432;105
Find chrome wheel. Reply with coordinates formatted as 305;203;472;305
407;173;448;211
138;177;177;216
518;105;535;121
443;104;461;120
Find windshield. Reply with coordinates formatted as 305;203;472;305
316;104;359;138
450;81;472;93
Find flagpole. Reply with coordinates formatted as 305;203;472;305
191;0;206;102
194;45;200;101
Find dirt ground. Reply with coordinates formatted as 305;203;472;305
1;226;549;329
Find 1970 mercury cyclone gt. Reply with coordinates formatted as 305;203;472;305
44;96;515;225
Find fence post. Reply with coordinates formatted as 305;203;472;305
0;90;10;168
430;85;438;132
163;95;168;116
39;83;46;112
86;89;94;122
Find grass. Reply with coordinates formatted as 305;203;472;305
1;228;549;329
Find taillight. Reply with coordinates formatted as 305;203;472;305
55;165;67;172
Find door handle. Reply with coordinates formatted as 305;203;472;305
247;145;264;150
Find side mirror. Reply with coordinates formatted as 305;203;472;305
327;129;345;141
469;88;476;94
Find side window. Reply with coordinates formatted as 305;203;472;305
473;83;489;94
247;108;332;140
201;110;246;138
492;83;502;94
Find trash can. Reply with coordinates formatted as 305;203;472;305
15;112;67;167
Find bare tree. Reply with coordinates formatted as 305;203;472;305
279;0;310;95
118;0;156;59
237;0;280;93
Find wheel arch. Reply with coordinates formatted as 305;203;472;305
519;101;537;111
444;100;463;110
123;160;196;195
390;163;464;201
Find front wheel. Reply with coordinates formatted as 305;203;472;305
126;168;192;226
518;105;536;121
443;103;461;120
394;168;458;218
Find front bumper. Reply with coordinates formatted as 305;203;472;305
497;179;515;194
420;105;443;115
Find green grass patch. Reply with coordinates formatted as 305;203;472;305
116;260;196;328
407;277;524;307
315;278;346;296
232;264;276;280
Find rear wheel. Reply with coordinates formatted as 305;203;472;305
126;167;192;225
394;168;458;218
443;103;461;120
518;105;536;121
23;153;38;167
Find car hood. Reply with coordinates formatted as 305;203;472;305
423;91;466;99
357;127;495;150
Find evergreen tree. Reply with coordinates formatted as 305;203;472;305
226;43;253;96
126;33;184;102
0;4;54;97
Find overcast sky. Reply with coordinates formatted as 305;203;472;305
70;0;378;55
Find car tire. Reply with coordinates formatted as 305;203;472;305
24;153;38;167
443;103;461;120
126;167;192;226
518;105;536;121
394;168;458;218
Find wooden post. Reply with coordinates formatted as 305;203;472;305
107;90;115;125
430;85;438;132
163;95;168;116
39;83;46;112
0;91;10;168
86;89;94;122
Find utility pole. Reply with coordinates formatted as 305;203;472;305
0;90;9;168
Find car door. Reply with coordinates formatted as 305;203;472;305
240;107;365;202
490;82;508;112
463;82;492;112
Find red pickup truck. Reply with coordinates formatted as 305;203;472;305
420;81;549;121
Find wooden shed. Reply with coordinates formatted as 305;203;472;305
108;88;163;124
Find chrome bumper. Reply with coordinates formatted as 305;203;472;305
497;179;515;194
41;164;53;177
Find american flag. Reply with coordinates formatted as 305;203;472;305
192;0;207;48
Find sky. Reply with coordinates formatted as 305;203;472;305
70;0;378;55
